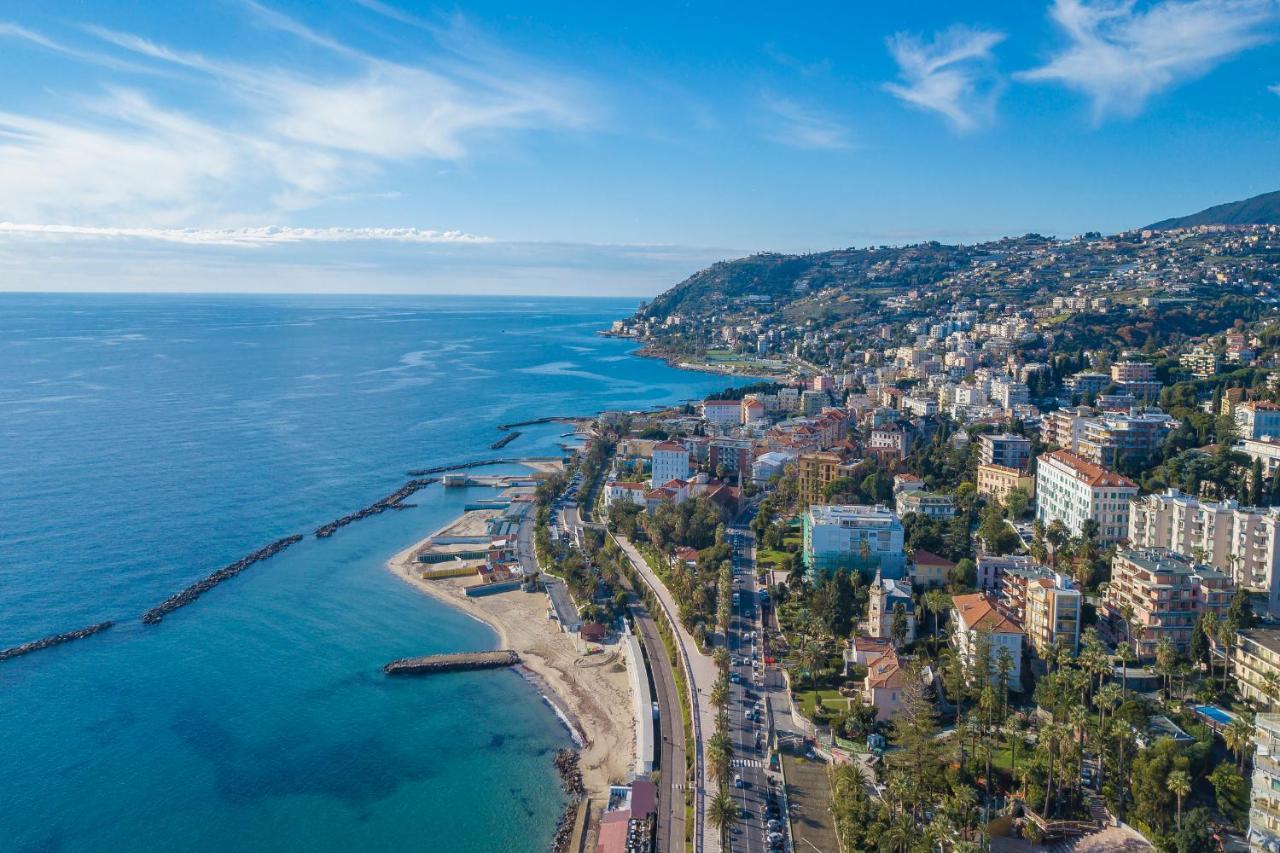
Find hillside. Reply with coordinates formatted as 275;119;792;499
1147;189;1280;230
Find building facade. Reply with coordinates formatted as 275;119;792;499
978;433;1032;470
1250;713;1280;851
802;504;906;579
1034;450;1138;544
1100;549;1234;659
649;441;691;488
950;593;1024;690
976;463;1034;504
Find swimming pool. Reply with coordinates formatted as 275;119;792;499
1193;704;1236;726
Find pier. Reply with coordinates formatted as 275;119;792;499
0;620;115;663
382;649;520;675
140;534;304;624
313;478;436;538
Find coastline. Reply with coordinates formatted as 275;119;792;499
385;532;635;803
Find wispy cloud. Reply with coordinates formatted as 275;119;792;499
763;44;831;77
0;222;489;246
1272;82;1280;95
1019;0;1278;121
759;92;853;150
883;25;1006;131
0;5;595;225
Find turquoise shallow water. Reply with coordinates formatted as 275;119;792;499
0;294;743;853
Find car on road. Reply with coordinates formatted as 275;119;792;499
733;774;744;788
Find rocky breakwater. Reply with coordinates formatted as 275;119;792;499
140;534;304;624
0;620;115;663
382;650;520;675
549;749;586;853
313;478;437;538
490;430;521;450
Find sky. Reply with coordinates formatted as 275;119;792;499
1;0;1279;296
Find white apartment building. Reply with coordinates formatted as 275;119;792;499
1236;401;1280;440
802;504;907;579
1129;489;1280;617
700;399;743;429
649;441;691;488
1239;437;1280;480
1034;449;1138;544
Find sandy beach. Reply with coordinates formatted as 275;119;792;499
387;535;635;802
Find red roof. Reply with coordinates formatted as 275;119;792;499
912;549;956;569
653;441;686;452
1040;449;1137;488
596;811;631;853
952;593;1023;634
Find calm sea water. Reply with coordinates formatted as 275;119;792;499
0;294;743;853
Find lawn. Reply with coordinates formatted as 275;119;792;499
755;548;789;568
797;688;849;720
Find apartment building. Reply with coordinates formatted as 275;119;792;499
1109;360;1162;399
1236;401;1280;440
802;504;906;579
1075;410;1177;467
649;441;691;488
700;398;743;429
1041;406;1094;450
1233;628;1280;708
1239;437;1280;480
1100;549;1234;659
1181;346;1220;379
797;451;859;507
950;593;1024;689
1035;450;1138;544
1024;574;1083;656
708;438;753;480
1129;489;1280;617
976;463;1034;504
1249;713;1280;851
896;491;956;519
869;425;908;461
977;554;1035;591
978;433;1032;470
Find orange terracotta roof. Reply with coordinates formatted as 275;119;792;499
951;593;1023;634
865;650;906;689
1041;449;1137;488
912;549;956;569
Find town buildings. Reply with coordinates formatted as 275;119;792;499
862;649;909;720
801;504;906;579
1100;549;1234;659
1023;573;1083;656
797;451;859;507
896;490;956;519
1034;450;1138;544
1128;489;1280;616
1236;401;1280;440
1109;360;1162;399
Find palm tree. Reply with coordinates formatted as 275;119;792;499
879;810;917;853
710;676;729;712
1117;643;1136;695
708;730;734;784
924;589;951;652
1265;670;1280;713
708;788;738;847
1225;717;1255;772
1167;769;1190;831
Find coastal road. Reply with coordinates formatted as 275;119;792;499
615;534;720;853
725;527;786;853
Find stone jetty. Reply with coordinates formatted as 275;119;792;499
490;430;521;450
0;620;115;663
382;649;520;675
406;458;517;476
313;478;437;538
549;749;586;853
140;534;303;624
496;415;578;431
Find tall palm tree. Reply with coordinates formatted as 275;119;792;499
708;730;734;784
1224;717;1255;772
1167;769;1190;831
924;588;951;652
710;677;729;712
708;788;738;847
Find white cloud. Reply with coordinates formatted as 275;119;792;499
1272;82;1280;95
883;25;1006;131
0;7;595;224
759;92;853;150
1019;0;1278;120
0;222;490;246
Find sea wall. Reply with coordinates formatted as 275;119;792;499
140;534;304;624
0;621;115;663
313;478;436;538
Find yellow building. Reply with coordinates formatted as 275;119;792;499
976;463;1034;505
797;452;858;506
1234;628;1280;707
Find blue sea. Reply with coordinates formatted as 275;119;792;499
0;294;743;853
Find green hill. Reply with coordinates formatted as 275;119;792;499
1147;189;1280;230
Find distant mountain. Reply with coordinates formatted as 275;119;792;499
1147;189;1280;230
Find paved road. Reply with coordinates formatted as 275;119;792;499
616;534;721;853
725;527;788;853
